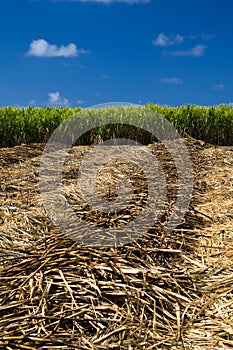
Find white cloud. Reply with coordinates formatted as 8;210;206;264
83;0;149;2
48;91;69;105
172;44;206;57
101;74;111;79
152;33;184;47
189;33;215;41
76;99;85;105
27;39;90;58
28;99;36;106
41;0;150;3
212;83;225;90
160;77;183;85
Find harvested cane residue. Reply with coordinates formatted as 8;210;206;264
0;138;232;349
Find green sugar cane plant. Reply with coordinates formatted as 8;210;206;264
0;104;232;147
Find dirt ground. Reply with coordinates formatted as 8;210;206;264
0;139;232;349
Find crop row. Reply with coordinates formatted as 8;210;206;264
0;104;232;147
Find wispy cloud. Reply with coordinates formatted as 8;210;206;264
201;32;215;41
171;44;206;57
212;83;225;90
189;32;215;41
160;77;183;85
76;99;85;105
36;0;150;4
101;74;111;79
152;33;184;47
48;91;69;105
27;39;90;58
28;99;36;106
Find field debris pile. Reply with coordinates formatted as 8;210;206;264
0;138;232;349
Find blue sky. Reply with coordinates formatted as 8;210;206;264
0;0;233;107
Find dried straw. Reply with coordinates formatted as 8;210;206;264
0;138;232;349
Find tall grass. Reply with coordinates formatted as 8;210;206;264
0;104;232;147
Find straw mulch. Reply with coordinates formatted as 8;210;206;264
0;138;232;349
